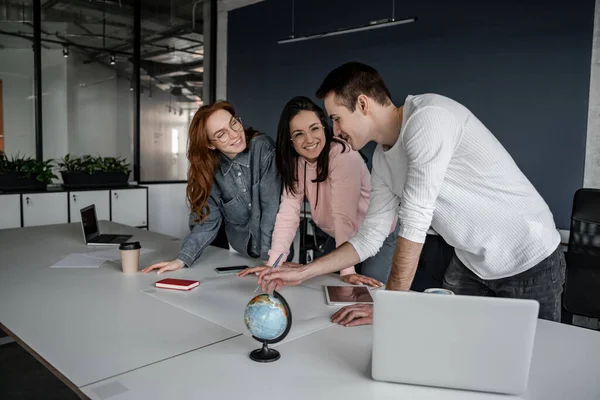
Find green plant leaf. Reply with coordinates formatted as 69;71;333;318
56;154;131;174
0;154;57;184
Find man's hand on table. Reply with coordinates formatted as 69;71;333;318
341;273;382;288
331;304;374;327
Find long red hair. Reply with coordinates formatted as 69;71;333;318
186;101;257;222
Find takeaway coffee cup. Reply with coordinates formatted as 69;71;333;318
119;241;141;274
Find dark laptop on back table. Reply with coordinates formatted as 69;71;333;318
80;204;132;245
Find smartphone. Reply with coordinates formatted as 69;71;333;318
215;265;249;274
325;285;374;306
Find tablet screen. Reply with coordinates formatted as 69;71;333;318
326;285;374;304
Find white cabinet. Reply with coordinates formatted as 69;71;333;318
0;194;21;230
69;190;110;223
22;192;68;227
0;187;147;229
111;189;147;227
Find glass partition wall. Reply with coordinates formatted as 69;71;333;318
139;1;206;182
0;0;210;184
0;2;36;160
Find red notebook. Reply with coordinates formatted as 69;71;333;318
155;278;200;291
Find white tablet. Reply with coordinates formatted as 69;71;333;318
325;285;374;306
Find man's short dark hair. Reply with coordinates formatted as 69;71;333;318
315;62;392;112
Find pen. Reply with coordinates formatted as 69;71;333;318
254;253;284;293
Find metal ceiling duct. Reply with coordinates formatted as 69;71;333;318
0;1;33;22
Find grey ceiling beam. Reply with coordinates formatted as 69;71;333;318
84;21;200;64
54;0;135;19
73;21;96;35
119;22;197;51
141;43;203;59
54;0;188;27
42;0;61;11
0;29;51;49
139;58;204;77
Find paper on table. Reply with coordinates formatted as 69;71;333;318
83;247;155;261
142;275;338;345
50;253;107;268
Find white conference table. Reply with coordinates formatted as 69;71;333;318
1;222;599;400
0;222;261;393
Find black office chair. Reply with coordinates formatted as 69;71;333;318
562;188;600;326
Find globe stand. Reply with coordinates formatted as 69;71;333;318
249;341;280;363
246;291;292;364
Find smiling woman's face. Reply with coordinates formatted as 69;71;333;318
289;110;325;163
205;109;246;159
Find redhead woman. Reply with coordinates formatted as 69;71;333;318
143;101;280;274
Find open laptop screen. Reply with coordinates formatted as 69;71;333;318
80;206;99;241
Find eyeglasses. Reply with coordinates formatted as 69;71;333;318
211;116;243;143
290;125;324;144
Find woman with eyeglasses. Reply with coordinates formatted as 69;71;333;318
143;101;281;274
239;96;398;285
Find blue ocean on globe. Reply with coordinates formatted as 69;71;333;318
244;294;289;341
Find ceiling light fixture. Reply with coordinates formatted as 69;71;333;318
62;46;69;58
278;0;416;44
277;17;416;44
109;53;116;65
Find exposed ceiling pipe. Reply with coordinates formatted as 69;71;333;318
0;1;33;22
54;0;187;27
42;0;61;11
0;29;50;49
0;29;134;54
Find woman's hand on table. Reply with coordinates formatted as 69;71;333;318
142;259;185;274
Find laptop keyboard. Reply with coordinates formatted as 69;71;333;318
93;235;130;244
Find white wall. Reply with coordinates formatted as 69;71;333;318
0;49;35;158
585;0;600;188
147;183;189;238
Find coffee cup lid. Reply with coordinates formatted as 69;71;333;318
119;241;141;250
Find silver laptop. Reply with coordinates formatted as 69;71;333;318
80;205;132;246
372;290;539;395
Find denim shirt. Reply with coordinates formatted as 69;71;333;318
177;134;281;267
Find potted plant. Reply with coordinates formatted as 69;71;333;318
58;154;131;188
0;155;57;192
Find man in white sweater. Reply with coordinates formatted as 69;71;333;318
258;62;565;323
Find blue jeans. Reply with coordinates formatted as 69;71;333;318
318;223;400;284
442;246;566;322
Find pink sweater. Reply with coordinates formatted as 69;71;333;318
268;142;372;275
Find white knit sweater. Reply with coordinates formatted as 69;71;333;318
349;94;560;279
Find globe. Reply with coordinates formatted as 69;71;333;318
244;291;292;362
